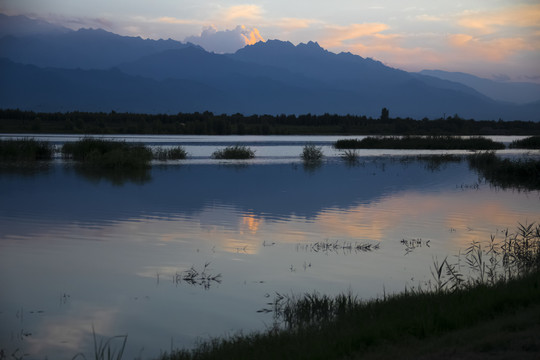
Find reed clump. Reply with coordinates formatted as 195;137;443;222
301;143;324;162
509;136;540;149
62;138;152;169
212;145;255;159
467;152;540;190
0;138;54;162
153;146;188;160
334;136;506;150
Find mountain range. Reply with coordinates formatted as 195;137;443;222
1;14;539;121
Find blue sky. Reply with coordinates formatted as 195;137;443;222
1;0;539;82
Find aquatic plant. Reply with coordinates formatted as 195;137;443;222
0;138;54;162
509;136;540;149
72;327;127;360
340;149;359;164
467;152;540;190
212;145;255;159
334;136;506;150
153;146;188;160
300;143;323;162
173;262;222;289
62;138;152;169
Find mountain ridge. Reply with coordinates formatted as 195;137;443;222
1;14;539;121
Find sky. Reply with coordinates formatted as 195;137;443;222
1;0;539;82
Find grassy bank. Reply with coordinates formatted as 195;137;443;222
158;223;540;360
335;136;506;150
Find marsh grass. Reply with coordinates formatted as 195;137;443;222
301;143;323;162
212;145;255;159
160;222;540;360
72;327;127;360
509;136;540;149
0;138;53;162
335;136;506;150
62;138;152;169
153;146;188;160
467;152;540;190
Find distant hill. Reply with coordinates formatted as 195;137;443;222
1;14;539;121
419;70;540;105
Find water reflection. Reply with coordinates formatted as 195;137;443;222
70;164;152;186
0;158;539;359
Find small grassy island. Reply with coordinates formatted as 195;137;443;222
334;136;506;150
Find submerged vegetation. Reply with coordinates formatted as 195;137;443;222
0;138;53;161
334;136;506;150
158;222;540;360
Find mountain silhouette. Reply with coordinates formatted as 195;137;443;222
0;14;539;120
419;69;540;105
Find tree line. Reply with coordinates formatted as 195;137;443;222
1;109;539;135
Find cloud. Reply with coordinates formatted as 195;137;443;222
321;23;390;48
185;25;265;53
448;34;532;62
458;4;540;34
222;4;263;22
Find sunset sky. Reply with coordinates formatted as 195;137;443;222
1;0;539;82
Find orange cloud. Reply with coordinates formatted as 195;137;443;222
322;23;390;48
240;26;265;45
448;34;533;61
458;4;540;34
223;4;263;22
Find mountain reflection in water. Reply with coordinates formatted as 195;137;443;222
0;157;538;359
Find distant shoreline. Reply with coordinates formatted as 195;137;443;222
2;109;540;136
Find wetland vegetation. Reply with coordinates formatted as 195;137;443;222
158;222;540;360
334;136;506;150
0;138;53;162
510;135;540;149
211;145;255;159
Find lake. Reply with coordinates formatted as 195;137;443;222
0;135;539;359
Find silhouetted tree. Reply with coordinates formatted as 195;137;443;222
381;107;389;122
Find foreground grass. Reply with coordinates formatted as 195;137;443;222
0;138;53;161
159;271;539;360
159;222;540;360
335;136;506;150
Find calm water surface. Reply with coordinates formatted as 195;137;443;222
0;135;539;359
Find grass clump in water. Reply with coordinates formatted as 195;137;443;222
0;138;53;162
212;145;255;159
509;136;540;149
468;152;540;190
334;136;506;150
153;146;188;160
301;143;324;162
62;138;152;169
